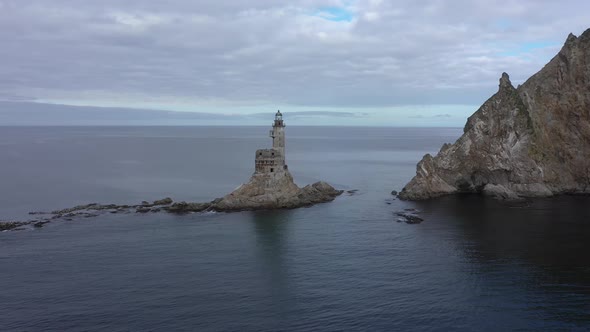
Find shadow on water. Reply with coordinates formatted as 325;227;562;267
414;194;590;325
248;210;296;312
415;194;590;268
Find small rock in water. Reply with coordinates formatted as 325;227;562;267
164;202;211;214
391;190;398;196
404;215;424;224
153;197;173;205
29;211;48;215
0;221;29;231
33;221;50;228
136;206;151;213
394;211;424;224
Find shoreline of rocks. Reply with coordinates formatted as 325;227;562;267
1;185;345;232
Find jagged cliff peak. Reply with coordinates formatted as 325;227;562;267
499;72;512;88
566;28;590;44
498;72;516;97
399;28;590;201
566;32;578;44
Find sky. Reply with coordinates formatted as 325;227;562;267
0;0;589;126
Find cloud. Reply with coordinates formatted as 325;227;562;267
409;113;452;119
269;111;367;118
0;101;368;125
0;0;588;117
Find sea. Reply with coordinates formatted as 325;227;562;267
1;126;589;331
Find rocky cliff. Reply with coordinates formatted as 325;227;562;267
399;28;590;200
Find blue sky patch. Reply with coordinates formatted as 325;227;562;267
314;7;354;22
494;18;514;30
500;41;559;56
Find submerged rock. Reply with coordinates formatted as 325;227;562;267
394;211;424;224
33;221;50;228
0;221;29;231
28;211;48;215
164;202;211;214
136;206;152;213
51;203;99;215
400;28;590;201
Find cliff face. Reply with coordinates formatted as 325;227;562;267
399;29;590;200
212;170;343;211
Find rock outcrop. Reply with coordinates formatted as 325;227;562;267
399;29;590;200
210;170;343;211
207;110;343;211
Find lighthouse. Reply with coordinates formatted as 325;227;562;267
270;110;285;157
255;111;287;174
212;109;342;211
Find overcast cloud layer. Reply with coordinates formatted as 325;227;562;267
0;0;589;125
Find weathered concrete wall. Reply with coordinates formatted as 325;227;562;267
255;149;285;174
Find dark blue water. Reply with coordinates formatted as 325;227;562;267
1;126;589;331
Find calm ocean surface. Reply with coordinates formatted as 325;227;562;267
1;126;589;331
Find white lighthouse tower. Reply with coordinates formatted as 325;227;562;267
254;110;287;174
270;110;285;158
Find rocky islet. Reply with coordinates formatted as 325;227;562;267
1;112;344;231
